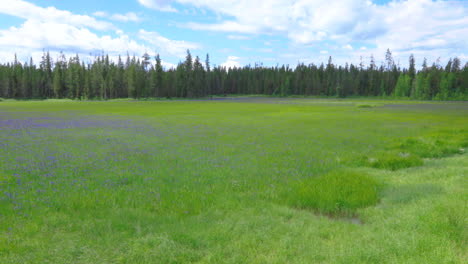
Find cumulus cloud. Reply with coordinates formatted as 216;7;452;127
374;1;468;52
227;35;251;40
0;20;148;56
150;0;467;67
0;1;146;58
137;0;178;12
93;11;141;22
221;56;241;68
138;29;200;58
1;0;113;31
111;12;141;22
184;21;258;34
343;44;353;51
0;0;195;67
174;0;374;42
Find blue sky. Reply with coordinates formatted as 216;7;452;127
0;0;467;69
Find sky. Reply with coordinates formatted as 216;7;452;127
0;0;467;69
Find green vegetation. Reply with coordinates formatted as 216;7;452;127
361;152;424;171
356;104;375;108
0;99;466;263
397;137;466;158
0;50;467;100
286;170;380;215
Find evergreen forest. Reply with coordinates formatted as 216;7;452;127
1;49;466;100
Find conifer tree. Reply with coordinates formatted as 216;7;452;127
155;54;163;97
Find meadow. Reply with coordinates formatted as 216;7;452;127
0;98;466;263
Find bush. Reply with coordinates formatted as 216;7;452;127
288;170;380;215
356;103;382;108
356;104;373;108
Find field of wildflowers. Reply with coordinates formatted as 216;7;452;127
0;99;466;263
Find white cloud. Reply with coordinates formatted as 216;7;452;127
138;29;200;58
184;21;258;34
227;35;251;40
137;0;178;12
159;0;467;67
221;56;241;68
111;12;141;22
176;0;373;42
0;0;196;68
1;0;113;31
93;11;108;17
259;48;273;53
0;20;147;56
343;44;353;50
93;11;141;22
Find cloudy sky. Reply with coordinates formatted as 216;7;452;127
0;0;467;69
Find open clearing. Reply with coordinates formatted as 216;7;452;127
0;98;467;263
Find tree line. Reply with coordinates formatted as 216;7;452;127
0;49;466;100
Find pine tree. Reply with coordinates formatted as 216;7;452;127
142;52;151;70
384;49;394;95
205;54;211;96
52;52;67;98
184;50;194;97
193;56;205;97
369;55;377;95
155;54;163;97
394;73;411;97
325;56;334;96
127;56;137;98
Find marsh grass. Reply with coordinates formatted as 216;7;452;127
361;152;424;171
353;132;467;171
0;99;467;263
397;137;465;158
0;174;13;185
287;170;380;215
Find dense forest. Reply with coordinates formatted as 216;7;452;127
0;49;466;100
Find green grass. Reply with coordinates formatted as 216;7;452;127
0;98;467;263
397;137;466;158
360;152;424;170
286;170;380;215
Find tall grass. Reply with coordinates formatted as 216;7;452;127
0;99;466;263
287;170;380;215
362;152;424;170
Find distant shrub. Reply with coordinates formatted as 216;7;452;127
0;97;4;102
288;170;380;215
365;152;423;171
356;103;382;108
356;104;373;108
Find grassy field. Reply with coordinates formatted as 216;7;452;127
0;98;466;263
